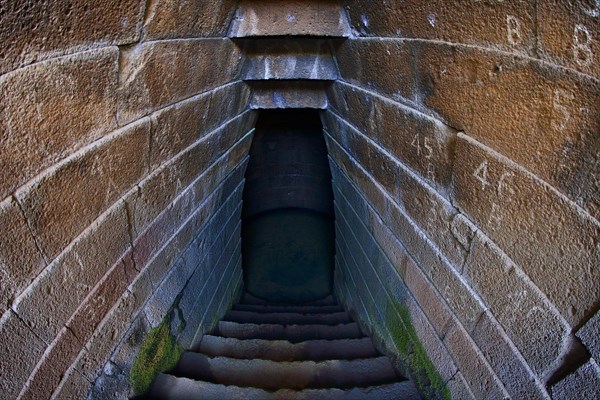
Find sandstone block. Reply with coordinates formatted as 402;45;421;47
13;202;130;343
143;0;237;40
242;38;337;80
336;39;414;101
406;298;458;382
453;133;600;328
538;1;599;78
50;367;91;400
0;311;46;399
16;119;149;261
404;256;453;337
127;114;249;238
66;258;129;344
328;84;456;193
0;48;119;199
446;372;475;400
551;359;600;399
117;39;242;125
0;196;46;314
577;310;600;361
0;1;143;74
19;327;82;400
471;312;550;399
229;0;350;37
345;0;535;56
75;290;139;381
249;81;329;109
418;43;600;219
443;319;509;399
464;230;568;375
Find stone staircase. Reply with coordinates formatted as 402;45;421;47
147;293;422;399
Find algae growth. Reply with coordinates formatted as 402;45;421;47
129;315;182;396
386;299;451;400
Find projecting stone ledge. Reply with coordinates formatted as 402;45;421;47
241;39;338;81
248;81;329;109
229;0;351;38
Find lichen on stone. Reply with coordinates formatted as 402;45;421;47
129;315;182;396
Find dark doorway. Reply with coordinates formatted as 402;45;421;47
242;109;335;304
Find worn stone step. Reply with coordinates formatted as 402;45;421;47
241;292;337;306
149;374;422;400
223;310;352;325
213;321;363;342
241;39;338;81
172;353;400;390
232;303;344;314
196;335;379;361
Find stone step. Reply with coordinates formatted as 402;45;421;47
241;39;338;81
232;303;344;314
228;1;351;38
213;321;363;342
172;353;400;390
196;335;379;361
241;292;337;306
248;81;329;109
223;310;352;325
149;374;422;400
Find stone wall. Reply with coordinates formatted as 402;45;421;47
327;1;599;399
0;1;255;398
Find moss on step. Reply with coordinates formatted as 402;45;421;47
130;315;182;396
386;299;451;400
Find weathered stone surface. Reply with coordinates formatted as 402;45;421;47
0;310;46;399
127;115;252;239
13;201;130;343
403;256;452;337
551;359;600;400
74;289;141;381
0;48;119;199
464;230;569;375
345;0;535;55
50;367;91;400
418;43;600;219
538;1;599;78
117;39;242;125
446;372;475;400
453;133;600;328
242;39;337;80
443;319;509;399
335;39;414;101
229;0;350;37
249;81;329;109
143;0;237;40
149;82;250;170
328;137;485;333
577;309;600;361
19;327;82;400
0;0;144;75
471;312;550;399
406;298;458;382
0;196;46;314
67;257;130;344
16;119;149;261
327;83;457;194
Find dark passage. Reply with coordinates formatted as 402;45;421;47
242;109;335;304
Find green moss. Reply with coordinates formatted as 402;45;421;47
386;299;451;400
130;316;182;396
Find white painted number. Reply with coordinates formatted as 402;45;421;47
473;161;490;190
507;15;522;45
573;24;593;67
